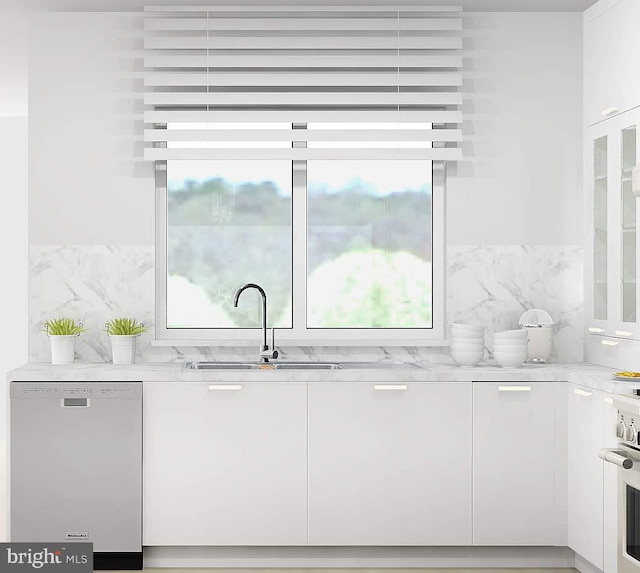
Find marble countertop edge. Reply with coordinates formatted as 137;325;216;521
7;361;636;393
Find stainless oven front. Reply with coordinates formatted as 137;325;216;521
602;394;640;573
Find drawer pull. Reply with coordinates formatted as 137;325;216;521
208;384;242;391
574;388;592;397
602;340;619;346
498;386;531;392
602;106;619;117
604;397;614;405
588;327;605;334
374;384;407;391
616;330;634;337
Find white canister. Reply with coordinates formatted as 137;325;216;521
50;335;76;364
110;335;137;365
519;308;554;363
523;326;553;363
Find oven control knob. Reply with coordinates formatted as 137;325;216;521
619;421;627;439
627;424;637;443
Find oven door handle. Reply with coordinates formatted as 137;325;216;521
599;448;634;470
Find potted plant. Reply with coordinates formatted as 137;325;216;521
42;318;87;364
106;318;148;364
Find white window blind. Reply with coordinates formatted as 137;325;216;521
143;5;463;161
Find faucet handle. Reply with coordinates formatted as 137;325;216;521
260;328;279;360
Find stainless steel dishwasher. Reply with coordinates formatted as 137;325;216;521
10;382;142;570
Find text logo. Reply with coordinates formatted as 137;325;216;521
0;543;92;572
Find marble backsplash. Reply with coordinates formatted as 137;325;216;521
28;245;583;363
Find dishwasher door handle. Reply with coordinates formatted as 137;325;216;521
61;398;90;408
599;448;633;470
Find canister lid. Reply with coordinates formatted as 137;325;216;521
518;308;553;327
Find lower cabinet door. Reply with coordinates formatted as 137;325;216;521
567;384;604;570
603;392;619;573
143;382;307;546
308;381;472;546
472;382;557;545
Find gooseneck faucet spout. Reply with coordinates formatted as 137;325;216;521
233;283;278;363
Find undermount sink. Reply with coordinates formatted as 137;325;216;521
186;362;259;370
272;362;341;370
185;361;341;370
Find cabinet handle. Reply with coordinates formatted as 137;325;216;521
604;397;614;405
601;340;619;346
498;386;531;392
208;384;242;391
616;330;634;337
574;388;592;397
602;106;619;117
588;327;605;334
373;384;407;391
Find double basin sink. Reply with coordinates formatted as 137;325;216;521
186;361;420;371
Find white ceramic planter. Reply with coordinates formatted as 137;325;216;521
50;335;76;364
111;335;138;365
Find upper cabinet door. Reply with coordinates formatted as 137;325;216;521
472;382;558;545
585;108;640;357
308;382;472;546
584;0;640;127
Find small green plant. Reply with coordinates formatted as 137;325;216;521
106;317;149;336
43;318;87;336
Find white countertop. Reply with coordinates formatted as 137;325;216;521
6;361;637;394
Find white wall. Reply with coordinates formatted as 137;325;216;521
28;11;583;249
29;12;154;245
448;12;583;246
0;8;28;440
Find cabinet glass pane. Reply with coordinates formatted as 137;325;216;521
622;126;637;322
594;136;608;320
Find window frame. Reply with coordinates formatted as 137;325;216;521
154;160;446;346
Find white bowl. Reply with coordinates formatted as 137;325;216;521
451;327;484;339
451;323;485;333
493;336;528;345
451;336;484;344
451;348;483;366
493;329;528;339
493;341;528;350
451;341;484;352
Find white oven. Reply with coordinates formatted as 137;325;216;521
601;394;640;573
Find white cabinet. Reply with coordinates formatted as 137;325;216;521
584;0;640;127
603;393;619;573
307;382;472;546
585;107;640;367
143;381;307;546
567;384;605;570
472;382;559;545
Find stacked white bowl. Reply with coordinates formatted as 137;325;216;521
450;323;485;366
493;329;528;368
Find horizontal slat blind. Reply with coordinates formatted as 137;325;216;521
143;5;463;161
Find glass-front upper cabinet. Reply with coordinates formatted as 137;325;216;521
587;108;640;342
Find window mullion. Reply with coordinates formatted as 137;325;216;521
291;159;308;337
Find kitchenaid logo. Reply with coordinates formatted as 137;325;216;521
0;543;92;572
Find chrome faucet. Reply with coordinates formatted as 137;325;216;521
233;283;279;363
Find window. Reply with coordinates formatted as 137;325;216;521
156;137;444;343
